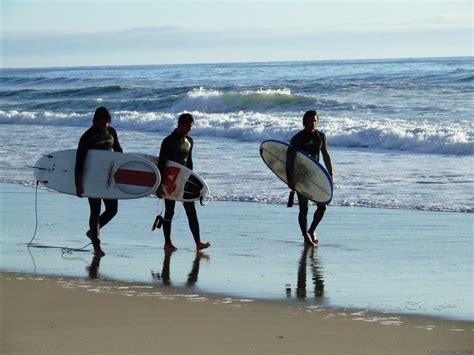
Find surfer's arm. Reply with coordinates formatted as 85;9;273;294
321;133;333;179
286;145;298;190
157;140;169;176
111;128;123;153
286;133;303;189
156;138;171;197
75;137;89;196
187;138;194;171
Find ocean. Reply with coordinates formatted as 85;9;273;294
1;57;473;212
1;57;473;321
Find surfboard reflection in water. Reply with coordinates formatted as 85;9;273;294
286;245;324;299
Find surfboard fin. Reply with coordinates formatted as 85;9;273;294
152;215;163;231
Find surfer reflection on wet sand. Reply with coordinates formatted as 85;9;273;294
87;254;103;279
151;251;209;287
286;245;324;299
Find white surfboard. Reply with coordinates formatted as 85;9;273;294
260;140;333;204
33;149;161;199
134;154;209;202
160;160;209;202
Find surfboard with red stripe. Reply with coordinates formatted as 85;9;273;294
114;168;157;187
159;160;209;202
33;149;161;199
134;154;209;202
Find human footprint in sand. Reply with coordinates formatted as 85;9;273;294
286;110;334;246
156;113;211;252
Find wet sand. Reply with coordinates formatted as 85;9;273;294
1;183;473;353
2;184;472;321
1;273;472;355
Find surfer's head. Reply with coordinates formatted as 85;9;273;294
177;113;194;135
93;107;111;132
303;110;318;132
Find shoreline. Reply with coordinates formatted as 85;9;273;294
2;272;472;355
0;273;474;354
3;269;472;326
5;181;473;214
1;183;472;322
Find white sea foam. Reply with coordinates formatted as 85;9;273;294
171;87;300;113
1;109;471;156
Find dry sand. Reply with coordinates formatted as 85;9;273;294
1;273;472;355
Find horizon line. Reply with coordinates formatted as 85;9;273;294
1;55;472;70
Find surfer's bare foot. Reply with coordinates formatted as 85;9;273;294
196;242;211;251
86;230;105;255
93;246;105;257
164;243;177;252
86;230;100;243
303;234;316;246
308;230;319;245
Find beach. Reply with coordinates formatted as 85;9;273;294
1;183;473;354
2;274;472;355
1;58;473;353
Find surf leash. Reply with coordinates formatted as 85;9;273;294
151;197;165;231
27;180;91;254
151;196;183;232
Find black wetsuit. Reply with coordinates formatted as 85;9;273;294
75;125;123;245
288;129;333;237
158;129;200;245
289;129;332;172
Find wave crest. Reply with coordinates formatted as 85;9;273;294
169;87;312;113
1;110;472;155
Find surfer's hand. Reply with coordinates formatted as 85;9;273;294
76;185;84;198
156;188;165;199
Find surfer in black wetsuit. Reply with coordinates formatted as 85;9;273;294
287;110;334;245
156;113;211;252
75;107;123;256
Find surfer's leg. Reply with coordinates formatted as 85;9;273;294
308;204;326;241
183;202;210;250
87;198;105;256
296;193;316;245
99;199;118;229
163;199;177;250
296;193;309;236
87;198;101;239
183;202;200;241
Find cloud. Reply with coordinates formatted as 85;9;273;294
1;22;472;68
341;14;473;32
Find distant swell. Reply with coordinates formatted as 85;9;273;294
54;85;126;96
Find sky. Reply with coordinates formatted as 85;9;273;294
1;0;472;68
